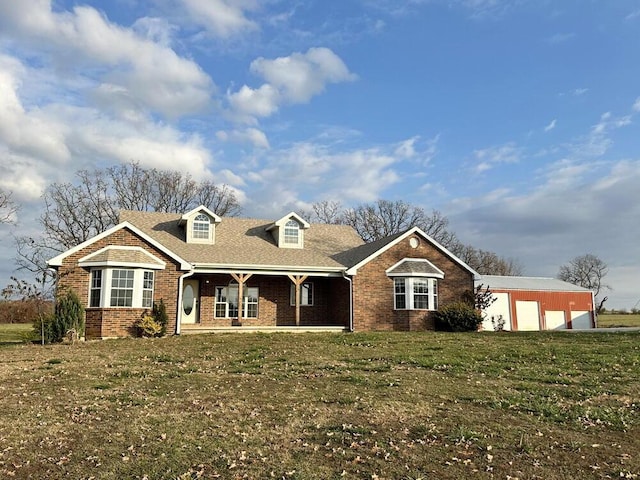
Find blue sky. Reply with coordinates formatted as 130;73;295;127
0;0;639;309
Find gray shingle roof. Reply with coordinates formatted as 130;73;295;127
387;259;443;276
119;210;365;270
80;247;164;266
476;275;592;292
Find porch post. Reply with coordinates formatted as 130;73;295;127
230;273;252;325
287;274;308;326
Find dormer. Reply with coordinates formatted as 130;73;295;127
266;212;310;249
179;206;222;244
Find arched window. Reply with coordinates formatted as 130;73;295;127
283;219;299;245
192;214;210;240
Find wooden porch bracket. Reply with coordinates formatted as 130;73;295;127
230;272;253;325
287;274;308;326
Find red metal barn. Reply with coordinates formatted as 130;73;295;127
477;276;596;331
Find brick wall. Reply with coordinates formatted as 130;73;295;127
352;233;474;331
56;227;186;339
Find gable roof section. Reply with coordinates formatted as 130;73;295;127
78;246;166;269
47;221;191;270
385;258;445;278
119;210;364;271
476;275;592;292
344;227;479;277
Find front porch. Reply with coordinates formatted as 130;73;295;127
178;272;351;332
180;325;348;334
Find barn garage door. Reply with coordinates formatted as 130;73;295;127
481;292;511;331
515;301;541;331
571;311;592;329
545;310;566;330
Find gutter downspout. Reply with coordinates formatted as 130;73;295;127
176;270;196;335
342;271;354;332
592;290;597;329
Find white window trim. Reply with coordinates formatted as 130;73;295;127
88;268;156;309
214;285;259;318
185;212;216;244
290;282;314;306
393;277;438;311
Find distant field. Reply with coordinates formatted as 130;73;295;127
0;331;639;479
597;314;640;328
0;323;34;345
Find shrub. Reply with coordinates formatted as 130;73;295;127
434;302;483;332
135;315;163;337
33;289;84;343
152;299;169;336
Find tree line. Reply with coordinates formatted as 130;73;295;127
0;162;609;311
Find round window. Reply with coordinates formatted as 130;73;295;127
409;237;420;248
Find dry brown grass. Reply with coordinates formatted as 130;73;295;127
1;331;639;479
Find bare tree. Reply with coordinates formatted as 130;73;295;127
303;200;344;224
0;189;17;224
197;182;243;217
340;199;459;248
558;253;609;312
16;161;242;277
451;244;523;276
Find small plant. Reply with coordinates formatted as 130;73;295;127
433;302;483;332
491;314;506;332
135;315;163;337
152;299;169;336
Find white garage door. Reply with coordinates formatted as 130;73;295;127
545;310;566;330
482;292;511;331
571;311;592;329
515;300;541;331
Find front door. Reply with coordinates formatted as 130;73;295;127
182;279;199;324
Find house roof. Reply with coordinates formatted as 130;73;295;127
386;258;445;278
476;275;592;292
344;227;479;277
119;210;365;271
78;246;166;269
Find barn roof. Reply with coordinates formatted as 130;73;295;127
476;275;592;293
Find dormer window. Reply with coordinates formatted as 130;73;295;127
193;214;210;240
180;206;221;244
266;212;310;249
284;220;300;245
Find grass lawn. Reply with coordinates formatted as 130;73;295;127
598;314;640;328
0;331;639;479
0;323;35;345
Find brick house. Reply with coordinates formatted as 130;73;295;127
48;206;478;339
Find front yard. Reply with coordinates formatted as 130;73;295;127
0;331;638;479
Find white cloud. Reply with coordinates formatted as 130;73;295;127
226;84;280;120
0;0;213;118
225;47;357;127
243;142;400;217
394;134;439;165
0;55;70;164
216;128;270;149
178;0;258;37
544;119;557;132
573;88;588;96
250;47;357;103
472;142;521;173
449;159;640;308
633;97;640;112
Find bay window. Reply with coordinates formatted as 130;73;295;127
88;268;155;308
394;277;438;311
